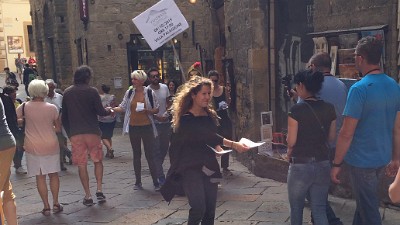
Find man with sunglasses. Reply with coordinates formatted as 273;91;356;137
331;36;400;225
147;67;171;188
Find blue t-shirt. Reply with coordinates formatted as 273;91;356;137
318;76;347;147
344;74;400;168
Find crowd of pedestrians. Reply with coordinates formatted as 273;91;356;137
2;36;400;225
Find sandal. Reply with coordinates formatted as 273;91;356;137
41;208;51;216
53;203;64;214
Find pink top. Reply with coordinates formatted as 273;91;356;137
16;101;59;156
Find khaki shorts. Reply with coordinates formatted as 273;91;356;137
0;147;16;203
70;134;103;166
16;67;23;74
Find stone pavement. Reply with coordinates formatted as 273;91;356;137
8;128;400;225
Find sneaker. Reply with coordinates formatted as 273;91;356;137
96;192;106;203
154;185;161;192
83;197;94;206
133;183;143;190
158;177;166;186
16;167;27;174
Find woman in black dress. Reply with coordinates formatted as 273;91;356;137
162;76;249;225
208;70;233;176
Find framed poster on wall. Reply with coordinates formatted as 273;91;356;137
7;36;24;54
261;111;273;126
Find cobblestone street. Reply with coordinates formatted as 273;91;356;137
7;128;400;225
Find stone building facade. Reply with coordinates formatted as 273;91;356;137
29;0;218;100
29;0;400;198
29;0;275;165
313;0;399;79
0;0;33;72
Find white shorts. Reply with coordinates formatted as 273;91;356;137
26;152;60;176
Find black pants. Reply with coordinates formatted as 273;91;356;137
182;169;218;225
24;82;29;96
13;146;24;169
129;125;159;186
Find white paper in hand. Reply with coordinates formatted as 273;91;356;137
239;138;265;148
206;145;232;155
136;102;145;112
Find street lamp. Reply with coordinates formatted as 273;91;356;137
189;0;197;3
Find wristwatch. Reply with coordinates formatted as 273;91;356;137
332;161;343;167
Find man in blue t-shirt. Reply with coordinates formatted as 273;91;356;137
331;36;400;225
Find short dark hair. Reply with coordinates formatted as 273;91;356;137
207;70;219;78
4;67;9;71
309;52;331;71
294;69;324;95
73;65;93;84
101;84;110;94
147;67;159;76
355;36;382;65
3;85;17;95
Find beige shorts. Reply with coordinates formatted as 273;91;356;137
70;134;103;166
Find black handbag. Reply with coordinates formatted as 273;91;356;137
160;132;185;203
160;172;183;203
303;101;332;159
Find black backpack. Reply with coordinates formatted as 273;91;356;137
128;88;154;108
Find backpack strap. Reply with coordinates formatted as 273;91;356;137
128;88;154;108
128;89;133;98
147;88;154;108
22;102;26;128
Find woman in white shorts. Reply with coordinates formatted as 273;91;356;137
16;80;63;216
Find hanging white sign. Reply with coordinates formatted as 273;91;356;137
132;0;189;51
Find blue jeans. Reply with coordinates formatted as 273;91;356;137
348;164;383;225
154;123;171;182
288;160;330;225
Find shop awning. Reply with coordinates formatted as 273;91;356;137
308;24;388;37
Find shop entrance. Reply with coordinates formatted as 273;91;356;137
126;34;182;86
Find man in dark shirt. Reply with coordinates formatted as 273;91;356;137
22;63;35;96
62;65;113;206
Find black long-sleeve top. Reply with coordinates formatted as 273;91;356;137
169;112;224;178
0;94;19;136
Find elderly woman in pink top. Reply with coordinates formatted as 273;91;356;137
16;80;63;216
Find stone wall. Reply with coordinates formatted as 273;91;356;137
30;0;218;100
314;0;398;79
30;0;72;86
225;0;270;139
224;0;271;172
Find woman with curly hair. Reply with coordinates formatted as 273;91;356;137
161;76;249;225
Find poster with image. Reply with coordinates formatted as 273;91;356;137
7;36;24;54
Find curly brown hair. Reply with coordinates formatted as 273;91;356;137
172;75;219;131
